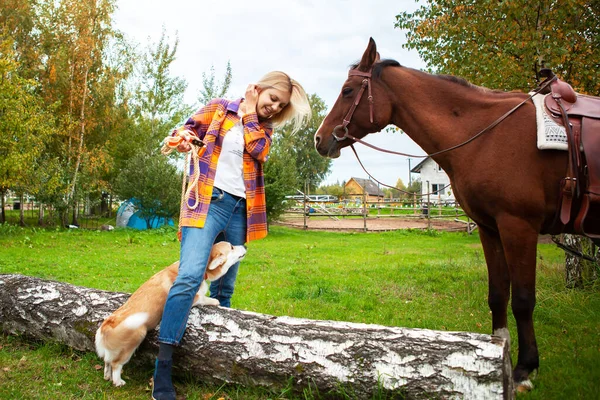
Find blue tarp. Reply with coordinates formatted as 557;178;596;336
126;212;174;230
116;198;174;230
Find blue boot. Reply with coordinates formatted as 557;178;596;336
152;359;176;400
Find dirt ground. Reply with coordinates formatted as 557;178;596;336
276;216;471;232
276;216;560;244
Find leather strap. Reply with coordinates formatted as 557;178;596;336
333;68;374;141
555;95;579;225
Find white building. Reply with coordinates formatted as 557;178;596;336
410;157;455;205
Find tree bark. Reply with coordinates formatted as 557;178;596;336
564;234;599;288
0;274;514;399
0;189;5;224
38;203;44;226
19;193;25;226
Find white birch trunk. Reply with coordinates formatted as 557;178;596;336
0;274;514;399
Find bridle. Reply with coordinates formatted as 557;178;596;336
328;65;557;193
332;68;374;142
330;66;435;194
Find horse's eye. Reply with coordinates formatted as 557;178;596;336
342;87;353;97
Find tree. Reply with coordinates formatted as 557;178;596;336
563;235;599;288
406;178;422;196
113;153;181;228
277;94;331;191
31;0;122;225
395;1;600;94
0;0;39;79
382;178;407;199
109;27;190;224
0;38;55;224
197;61;232;105
263;93;331;221
264;134;298;223
135;27;189;147
316;182;344;198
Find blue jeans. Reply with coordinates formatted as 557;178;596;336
158;187;247;345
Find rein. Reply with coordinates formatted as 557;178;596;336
161;135;206;239
349;144;451;195
551;236;598;263
333;67;557;193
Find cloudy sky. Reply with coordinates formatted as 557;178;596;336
113;0;427;187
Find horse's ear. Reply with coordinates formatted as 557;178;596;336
358;37;378;72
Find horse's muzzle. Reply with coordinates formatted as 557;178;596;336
314;132;341;159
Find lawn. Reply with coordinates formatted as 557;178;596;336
0;224;598;399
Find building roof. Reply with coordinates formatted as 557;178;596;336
346;178;385;196
410;157;430;173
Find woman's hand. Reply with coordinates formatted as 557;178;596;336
244;84;259;115
175;130;194;153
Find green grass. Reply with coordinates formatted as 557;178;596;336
0;224;599;399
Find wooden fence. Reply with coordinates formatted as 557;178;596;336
281;193;477;234
2;198;110;230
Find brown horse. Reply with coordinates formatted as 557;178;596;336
314;38;598;391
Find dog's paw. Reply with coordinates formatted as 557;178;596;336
203;297;220;306
113;378;126;387
103;365;112;380
193;296;220;306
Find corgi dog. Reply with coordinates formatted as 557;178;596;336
95;241;246;386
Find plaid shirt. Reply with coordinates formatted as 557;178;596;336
173;98;272;242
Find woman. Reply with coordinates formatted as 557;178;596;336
152;71;311;400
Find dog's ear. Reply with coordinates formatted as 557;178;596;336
207;255;227;271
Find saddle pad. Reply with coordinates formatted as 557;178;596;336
531;92;568;151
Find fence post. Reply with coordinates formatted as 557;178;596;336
38;203;43;226
363;192;367;232
427;181;431;230
303;181;308;230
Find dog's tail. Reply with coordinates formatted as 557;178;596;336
95;312;149;360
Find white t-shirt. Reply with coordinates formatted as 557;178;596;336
214;120;246;198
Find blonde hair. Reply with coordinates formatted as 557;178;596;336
256;71;311;133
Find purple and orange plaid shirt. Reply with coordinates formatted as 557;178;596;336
173;98;272;242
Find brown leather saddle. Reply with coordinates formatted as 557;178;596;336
539;69;600;241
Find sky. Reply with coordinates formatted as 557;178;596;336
112;0;428;188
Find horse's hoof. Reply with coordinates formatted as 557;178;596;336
515;379;534;393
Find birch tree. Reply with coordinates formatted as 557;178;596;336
0;3;56;225
135;27;188;149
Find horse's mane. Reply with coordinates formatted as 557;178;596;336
351;59;502;94
435;74;474;88
435;74;506;94
349;59;401;78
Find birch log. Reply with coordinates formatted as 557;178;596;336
0;274;514;399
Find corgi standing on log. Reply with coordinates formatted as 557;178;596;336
95;241;246;386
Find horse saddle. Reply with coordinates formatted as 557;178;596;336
540;69;600;239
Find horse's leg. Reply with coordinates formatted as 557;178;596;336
478;226;511;346
497;216;539;390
